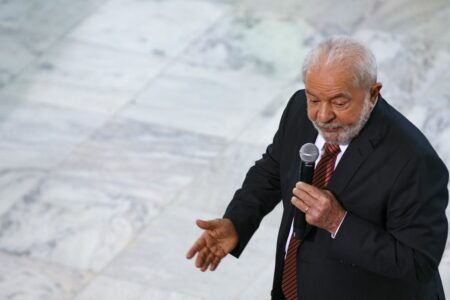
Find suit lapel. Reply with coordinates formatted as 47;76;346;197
327;135;374;195
328;97;385;197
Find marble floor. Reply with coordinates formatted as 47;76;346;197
0;0;449;299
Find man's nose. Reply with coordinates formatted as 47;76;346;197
317;103;335;123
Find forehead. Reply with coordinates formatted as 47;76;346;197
305;64;356;94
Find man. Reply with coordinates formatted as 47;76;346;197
186;37;449;299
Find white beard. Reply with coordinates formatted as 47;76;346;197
311;94;374;145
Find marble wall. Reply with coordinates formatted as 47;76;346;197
0;0;449;299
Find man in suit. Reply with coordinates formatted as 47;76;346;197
186;37;449;299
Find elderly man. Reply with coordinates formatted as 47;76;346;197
186;37;448;300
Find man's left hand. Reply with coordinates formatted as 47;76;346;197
291;182;346;235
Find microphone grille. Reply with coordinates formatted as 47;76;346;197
299;143;320;163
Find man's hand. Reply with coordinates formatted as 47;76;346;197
186;218;239;272
291;182;346;235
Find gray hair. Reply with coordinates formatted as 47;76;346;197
302;36;377;90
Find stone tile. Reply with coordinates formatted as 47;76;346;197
181;12;323;81
174;140;269;215
0;0;105;35
0;100;107;169
234;0;448;46
1;80;132;115
61;118;228;207
0;38;170;115
0;27;52;87
0;172;159;272
138;287;201;300
235;81;301;145
403;5;450;51
102;206;278;299
360;0;449;44
120;61;288;139
0;0;106;88
355;30;445;96
0;169;44;216
17;39;167;93
70;0;229;56
0;251;91;300
74;276;147;300
238;263;276;299
74;276;200;300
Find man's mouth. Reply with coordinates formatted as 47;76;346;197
320;126;341;133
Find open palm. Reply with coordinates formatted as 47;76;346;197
186;218;239;271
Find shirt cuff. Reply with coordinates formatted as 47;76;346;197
331;211;347;239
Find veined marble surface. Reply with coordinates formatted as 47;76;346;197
0;251;92;300
0;0;449;299
69;0;230;56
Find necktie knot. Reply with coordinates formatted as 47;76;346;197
324;143;341;156
312;143;341;189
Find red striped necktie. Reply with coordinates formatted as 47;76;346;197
281;143;341;299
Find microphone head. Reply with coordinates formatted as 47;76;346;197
299;143;320;163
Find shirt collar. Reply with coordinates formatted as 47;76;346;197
316;133;349;153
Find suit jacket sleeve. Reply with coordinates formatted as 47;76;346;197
330;150;449;282
222;91;300;258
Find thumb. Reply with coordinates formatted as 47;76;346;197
196;219;219;230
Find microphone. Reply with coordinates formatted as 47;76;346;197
293;143;319;239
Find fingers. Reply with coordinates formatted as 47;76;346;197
293;182;331;206
200;251;215;272
194;246;222;272
188;218;234;272
210;256;221;271
291;196;309;214
196;219;218;230
187;231;224;272
186;234;207;259
292;186;316;208
187;219;220;259
295;182;325;201
195;247;208;268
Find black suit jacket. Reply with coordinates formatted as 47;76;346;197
224;90;449;300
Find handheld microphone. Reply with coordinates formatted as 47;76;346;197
293;143;319;239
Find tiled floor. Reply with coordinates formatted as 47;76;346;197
0;0;449;299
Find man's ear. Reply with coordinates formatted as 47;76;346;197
370;82;383;104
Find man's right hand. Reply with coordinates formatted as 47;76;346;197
186;218;239;272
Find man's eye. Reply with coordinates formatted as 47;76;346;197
309;99;319;104
333;102;347;107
